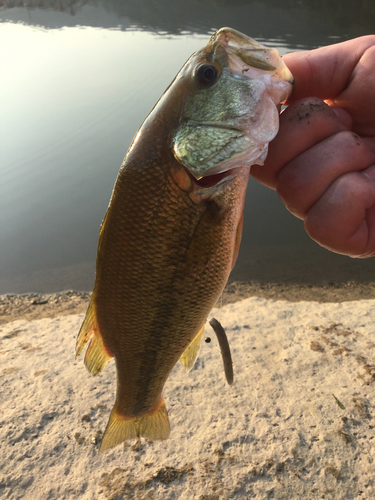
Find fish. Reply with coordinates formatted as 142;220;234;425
76;27;293;453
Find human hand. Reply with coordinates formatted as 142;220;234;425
251;36;375;257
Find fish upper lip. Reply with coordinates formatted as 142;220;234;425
212;27;294;85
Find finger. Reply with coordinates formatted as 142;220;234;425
330;106;353;129
251;97;348;189
276;130;375;219
328;45;375;136
282;35;375;104
304;168;375;257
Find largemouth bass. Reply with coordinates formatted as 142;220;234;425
76;28;293;452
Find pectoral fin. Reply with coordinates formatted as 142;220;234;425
75;300;112;376
180;323;205;372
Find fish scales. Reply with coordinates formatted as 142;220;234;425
96;159;247;410
76;27;293;452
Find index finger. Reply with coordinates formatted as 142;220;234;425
251;97;348;189
283;35;375;104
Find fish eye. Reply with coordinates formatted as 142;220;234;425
196;64;218;84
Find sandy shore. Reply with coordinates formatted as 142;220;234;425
1;283;375;499
2;280;375;325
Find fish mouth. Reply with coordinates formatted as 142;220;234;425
183;164;241;189
194;169;233;188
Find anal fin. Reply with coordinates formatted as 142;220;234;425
99;398;170;453
75;300;112;376
180;323;205;372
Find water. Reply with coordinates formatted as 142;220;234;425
1;0;375;294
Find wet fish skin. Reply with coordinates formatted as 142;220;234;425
76;27;293;452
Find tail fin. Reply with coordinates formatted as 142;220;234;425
99;398;170;453
75;300;112;376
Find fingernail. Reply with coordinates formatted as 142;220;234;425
362;165;375;182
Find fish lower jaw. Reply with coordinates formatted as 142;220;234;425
185;132;269;182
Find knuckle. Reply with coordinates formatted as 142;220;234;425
285;97;340;128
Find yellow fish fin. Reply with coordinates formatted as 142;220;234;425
231;211;244;270
99;398;170;453
180;322;205;372
75;301;112;376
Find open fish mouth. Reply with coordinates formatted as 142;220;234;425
172;28;294;180
183;163;240;189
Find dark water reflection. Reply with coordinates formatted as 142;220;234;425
1;0;374;293
3;0;375;43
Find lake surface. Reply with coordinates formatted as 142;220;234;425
1;0;375;294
